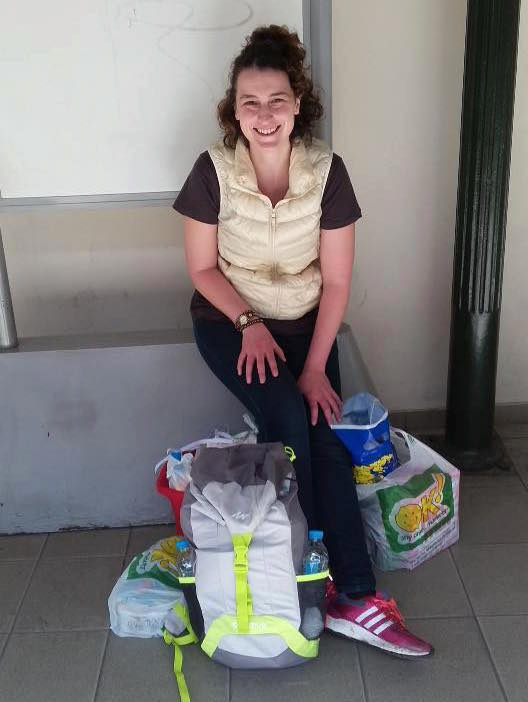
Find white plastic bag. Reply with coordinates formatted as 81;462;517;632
154;413;259;491
108;536;186;638
356;429;460;570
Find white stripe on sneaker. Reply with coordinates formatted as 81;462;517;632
373;620;393;635
364;613;386;629
355;606;378;623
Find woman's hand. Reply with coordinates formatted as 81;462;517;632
237;323;286;384
297;367;342;426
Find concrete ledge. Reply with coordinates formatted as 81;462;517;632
6;328;195;353
0;324;374;534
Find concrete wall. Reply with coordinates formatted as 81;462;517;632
1;0;526;412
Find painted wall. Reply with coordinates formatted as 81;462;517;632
1;206;187;336
1;0;526;411
496;2;528;405
333;0;527;410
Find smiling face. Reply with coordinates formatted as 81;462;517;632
234;67;300;151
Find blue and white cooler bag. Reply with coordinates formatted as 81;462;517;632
331;392;398;484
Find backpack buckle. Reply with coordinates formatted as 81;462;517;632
233;546;249;573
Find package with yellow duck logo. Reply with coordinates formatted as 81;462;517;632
356;429;460;570
108;536;188;637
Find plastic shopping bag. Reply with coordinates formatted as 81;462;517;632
356;429;460;570
108;536;186;637
154;413;259;491
331;393;398;484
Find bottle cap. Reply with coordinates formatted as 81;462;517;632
176;539;189;551
308;530;323;541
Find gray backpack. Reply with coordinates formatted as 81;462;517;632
162;443;329;698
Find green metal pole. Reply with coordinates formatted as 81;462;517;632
444;0;521;469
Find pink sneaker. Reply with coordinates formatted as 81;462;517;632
325;588;433;659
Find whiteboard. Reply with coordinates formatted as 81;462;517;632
0;0;303;199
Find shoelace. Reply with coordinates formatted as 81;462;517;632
325;582;405;629
370;595;405;628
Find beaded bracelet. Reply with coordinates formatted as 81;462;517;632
234;309;263;332
239;316;264;332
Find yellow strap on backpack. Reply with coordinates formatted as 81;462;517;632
232;533;253;633
162;603;198;702
284;445;296;462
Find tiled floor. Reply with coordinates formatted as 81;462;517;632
1;426;528;702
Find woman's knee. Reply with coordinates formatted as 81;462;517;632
258;385;309;444
309;417;352;466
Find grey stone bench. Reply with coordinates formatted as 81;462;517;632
0;325;375;534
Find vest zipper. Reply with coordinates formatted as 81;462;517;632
269;210;277;278
270;210;281;316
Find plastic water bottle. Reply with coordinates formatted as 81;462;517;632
302;530;329;574
175;539;196;577
300;606;324;639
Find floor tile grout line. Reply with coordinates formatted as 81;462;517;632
378;614;505;624
456;541;528;547
0;533;49;666
506;453;528;493
404;613;484;621
447;549;510;702
474;617;511;702
446;549;480;616
91;527;131;702
500;437;528;491
121;528;132;568
515;469;528;491
5;627;111;634
460;477;528;486
356;645;371;702
39;553;131;560
475;613;528;620
0;559;45;566
457;435;528;491
497;429;528;440
91;630;110;702
9;614;512;635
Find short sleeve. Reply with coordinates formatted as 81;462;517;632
320;154;362;229
173;152;220;225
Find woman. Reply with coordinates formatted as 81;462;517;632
175;25;432;659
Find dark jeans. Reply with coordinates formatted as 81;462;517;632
193;317;376;596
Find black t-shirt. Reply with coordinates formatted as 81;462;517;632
174;149;362;334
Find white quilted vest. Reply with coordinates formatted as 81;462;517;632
208;137;333;319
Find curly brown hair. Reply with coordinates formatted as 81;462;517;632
217;25;323;149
